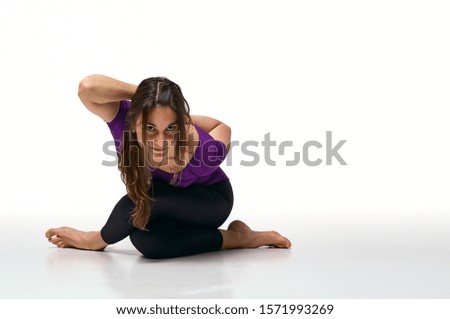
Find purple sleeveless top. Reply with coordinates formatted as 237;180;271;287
107;100;229;187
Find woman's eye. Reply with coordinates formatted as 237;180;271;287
166;125;177;132
146;125;155;131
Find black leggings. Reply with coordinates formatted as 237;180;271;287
100;178;233;259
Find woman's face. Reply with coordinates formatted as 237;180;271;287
135;106;179;164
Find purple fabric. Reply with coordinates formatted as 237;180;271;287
107;100;229;187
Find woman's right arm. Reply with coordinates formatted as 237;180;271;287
78;74;137;123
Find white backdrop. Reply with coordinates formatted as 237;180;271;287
0;0;449;236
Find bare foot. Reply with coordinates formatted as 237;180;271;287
225;220;292;249
45;227;107;251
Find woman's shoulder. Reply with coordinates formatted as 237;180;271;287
106;100;131;154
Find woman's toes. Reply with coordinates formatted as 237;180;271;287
279;236;292;248
46;228;65;240
267;231;291;248
285;238;292;248
45;229;55;239
50;238;62;247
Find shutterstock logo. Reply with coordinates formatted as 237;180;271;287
101;131;348;167
226;131;347;166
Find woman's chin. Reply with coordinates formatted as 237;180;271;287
148;153;166;164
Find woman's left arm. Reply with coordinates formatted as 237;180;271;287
190;115;231;152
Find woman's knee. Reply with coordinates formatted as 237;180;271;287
129;231;172;259
115;194;135;211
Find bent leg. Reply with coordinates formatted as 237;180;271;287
130;221;223;259
100;179;233;251
149;179;233;228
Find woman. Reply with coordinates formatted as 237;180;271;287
45;74;291;259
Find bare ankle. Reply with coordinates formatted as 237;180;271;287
84;231;108;251
93;231;108;251
220;229;246;250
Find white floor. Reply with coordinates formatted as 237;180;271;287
1;209;449;299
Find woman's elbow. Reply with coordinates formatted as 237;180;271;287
219;123;232;151
78;74;101;98
78;76;91;99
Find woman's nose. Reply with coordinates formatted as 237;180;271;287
153;135;167;150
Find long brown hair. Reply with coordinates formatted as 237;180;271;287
119;77;191;230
